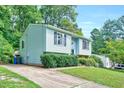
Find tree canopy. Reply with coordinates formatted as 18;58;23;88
40;5;82;35
91;28;105;54
91;15;124;64
101;16;124;40
103;40;124;64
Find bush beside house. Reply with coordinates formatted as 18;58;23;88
89;55;103;67
41;53;103;68
78;57;97;67
40;54;78;68
78;55;103;67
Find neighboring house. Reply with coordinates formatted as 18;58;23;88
20;24;91;65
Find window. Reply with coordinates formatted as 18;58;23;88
54;32;66;46
82;39;89;50
22;40;24;49
54;32;57;44
57;33;62;45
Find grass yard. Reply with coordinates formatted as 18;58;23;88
60;67;124;88
108;68;124;73
0;67;40;88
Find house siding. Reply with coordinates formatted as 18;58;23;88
20;24;46;65
45;28;71;54
78;39;91;56
20;33;27;64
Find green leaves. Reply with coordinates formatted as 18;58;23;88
91;28;105;54
102;16;124;40
0;33;13;63
105;40;124;64
41;54;78;68
40;5;82;36
91;15;124;56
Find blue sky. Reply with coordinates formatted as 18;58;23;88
76;5;124;38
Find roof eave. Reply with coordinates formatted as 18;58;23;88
45;24;91;41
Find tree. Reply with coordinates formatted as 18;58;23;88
102;20;118;40
102;40;124;64
0;6;12;30
90;28;105;54
0;6;42;48
101;16;124;40
40;5;83;36
0;32;13;63
11;6;42;32
91;15;124;54
117;16;124;39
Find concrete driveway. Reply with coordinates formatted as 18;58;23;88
1;65;108;88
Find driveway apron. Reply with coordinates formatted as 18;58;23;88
1;65;108;88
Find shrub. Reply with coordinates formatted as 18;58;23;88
41;54;57;68
86;58;98;67
40;54;78;68
78;57;98;67
78;58;88;65
89;55;103;67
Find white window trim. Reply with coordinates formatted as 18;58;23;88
54;32;66;46
82;39;89;50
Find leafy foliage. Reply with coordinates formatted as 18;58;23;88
91;15;124;64
0;32;13;63
102;16;124;40
101;40;124;64
40;5;83;36
78;56;103;67
78;57;97;67
40;54;78;68
10;6;42;32
91;28;105;54
89;55;103;67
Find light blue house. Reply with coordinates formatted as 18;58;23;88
20;24;91;65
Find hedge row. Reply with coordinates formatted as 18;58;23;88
40;54;78;68
78;57;97;67
78;55;103;67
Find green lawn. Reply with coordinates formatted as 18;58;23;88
0;67;40;88
108;68;124;73
60;67;124;88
